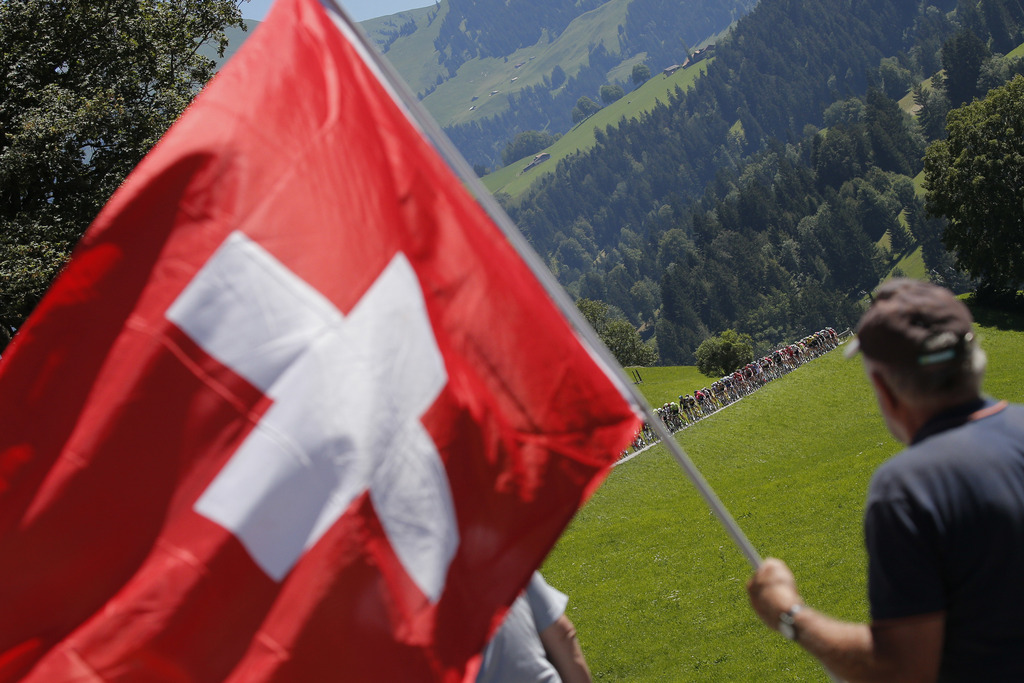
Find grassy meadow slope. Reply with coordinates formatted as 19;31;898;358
418;0;631;127
877;216;926;282
482;61;711;199
544;309;1024;680
360;5;448;98
621;365;715;409
889;245;927;280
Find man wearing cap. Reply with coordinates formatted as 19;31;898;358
747;279;1024;681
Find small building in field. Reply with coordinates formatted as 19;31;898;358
519;152;551;174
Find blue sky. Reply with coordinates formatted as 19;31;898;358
242;0;436;22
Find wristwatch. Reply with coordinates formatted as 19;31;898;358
778;604;803;641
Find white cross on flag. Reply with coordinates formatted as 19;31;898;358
0;0;641;680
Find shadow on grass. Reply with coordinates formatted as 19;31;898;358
968;296;1024;332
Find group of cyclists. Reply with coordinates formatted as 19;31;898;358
622;328;843;458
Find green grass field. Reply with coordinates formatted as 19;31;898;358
878;213;926;282
620;365;719;409
889;245;926;280
361;5;448;101
542;306;1024;681
482;61;711;199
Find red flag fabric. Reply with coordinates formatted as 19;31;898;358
0;0;641;680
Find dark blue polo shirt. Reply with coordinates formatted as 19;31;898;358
865;399;1024;681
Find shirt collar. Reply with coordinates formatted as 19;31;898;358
911;397;1003;445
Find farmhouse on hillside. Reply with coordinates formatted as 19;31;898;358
519;152;551;174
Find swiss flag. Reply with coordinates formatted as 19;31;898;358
0;0;641;680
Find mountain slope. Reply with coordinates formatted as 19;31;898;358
214;2;756;169
361;5;448;100
425;0;631;128
502;0;1024;362
482;59;712;199
369;0;757;168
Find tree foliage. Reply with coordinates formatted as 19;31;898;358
876;56;913;100
940;28;990;106
575;298;657;366
913;82;949;141
501;130;558;166
576;298;610;334
694;329;754;377
0;0;244;346
550;64;567;89
631;63;651;85
571;95;601;123
603;320;658;367
599;84;625;104
924;74;1024;297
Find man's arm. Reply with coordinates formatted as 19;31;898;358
748;558;944;683
539;614;592;683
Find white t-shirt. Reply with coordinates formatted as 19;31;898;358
476;572;570;683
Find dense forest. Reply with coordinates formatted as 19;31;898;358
499;0;1024;364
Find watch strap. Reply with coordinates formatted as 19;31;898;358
779;604;804;641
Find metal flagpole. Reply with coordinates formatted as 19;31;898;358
315;2;762;571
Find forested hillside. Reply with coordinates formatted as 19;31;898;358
433;0;605;72
501;0;1024;363
372;0;756;169
431;0;749;74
